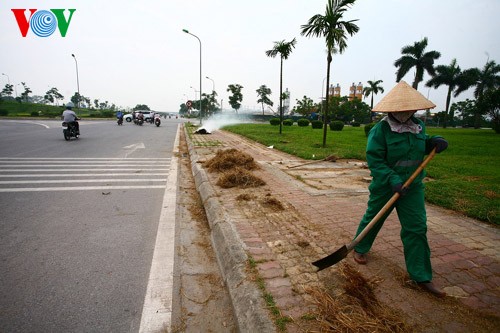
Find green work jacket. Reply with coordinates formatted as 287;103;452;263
366;117;438;191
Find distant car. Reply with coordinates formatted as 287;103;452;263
124;111;154;122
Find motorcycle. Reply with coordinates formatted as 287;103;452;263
62;121;79;140
154;115;161;127
133;115;144;125
117;116;123;125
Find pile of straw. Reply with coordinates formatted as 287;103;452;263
305;263;408;332
216;167;266;189
204;148;259;172
204;149;265;189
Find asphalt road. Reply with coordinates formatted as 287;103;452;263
0;117;182;332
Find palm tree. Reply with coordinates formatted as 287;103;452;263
256;85;273;115
394;37;441;90
362;79;384;121
265;38;297;134
426;59;470;127
301;0;359;147
455;60;500;128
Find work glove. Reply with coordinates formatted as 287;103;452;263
392;183;408;197
430;137;448;153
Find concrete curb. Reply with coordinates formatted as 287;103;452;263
184;126;275;333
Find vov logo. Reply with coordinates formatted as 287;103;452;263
11;9;76;37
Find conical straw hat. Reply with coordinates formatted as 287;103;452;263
372;80;436;112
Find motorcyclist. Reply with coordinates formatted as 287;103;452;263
137;111;144;122
61;102;80;135
116;110;124;124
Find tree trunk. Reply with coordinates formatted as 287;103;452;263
474;95;484;129
413;67;423;90
443;88;452;128
279;57;283;134
370;93;374;122
323;52;332;148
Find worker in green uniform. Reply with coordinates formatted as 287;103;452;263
353;81;448;298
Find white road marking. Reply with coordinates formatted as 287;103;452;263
0;168;169;172
123;143;146;149
0;185;165;192
124;142;146;157
139;124;180;333
0;164;170;167
0;157;170;160
0;179;167;184
0;173;169;178
0;157;171;192
0;120;50;128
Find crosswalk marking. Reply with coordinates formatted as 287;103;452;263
0;179;168;184
0;173;169;178
0;158;171;192
0;157;170;160
0;168;169;172
0;186;166;193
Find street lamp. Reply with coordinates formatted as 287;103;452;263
1;73;15;97
1;73;10;85
206;76;215;93
183;29;202;124
190;86;199;100
71;53;80;109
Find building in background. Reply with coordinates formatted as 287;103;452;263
349;82;363;100
283;88;290;114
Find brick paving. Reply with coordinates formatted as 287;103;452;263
189;128;499;331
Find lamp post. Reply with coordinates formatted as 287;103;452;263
71;54;80;109
1;73;15;98
1;73;10;85
190;86;199;100
183;29;202;124
206;76;215;93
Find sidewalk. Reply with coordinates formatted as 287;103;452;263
186;126;500;332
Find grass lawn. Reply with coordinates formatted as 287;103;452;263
223;124;500;225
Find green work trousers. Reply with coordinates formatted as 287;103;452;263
353;182;432;283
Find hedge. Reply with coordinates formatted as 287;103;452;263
297;118;310;127
330;121;344;131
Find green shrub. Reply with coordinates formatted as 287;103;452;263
0;110;8;116
297;118;310;127
330;121;344;131
283;119;293;126
100;111;114;118
311;120;323;129
270;118;280;126
364;123;376;137
351;122;360;127
30;111;39;117
44;111;61;118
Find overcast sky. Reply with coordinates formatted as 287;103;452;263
1;0;499;113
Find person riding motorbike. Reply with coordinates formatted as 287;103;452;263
116;110;124;125
137;111;144;122
61;102;80;135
